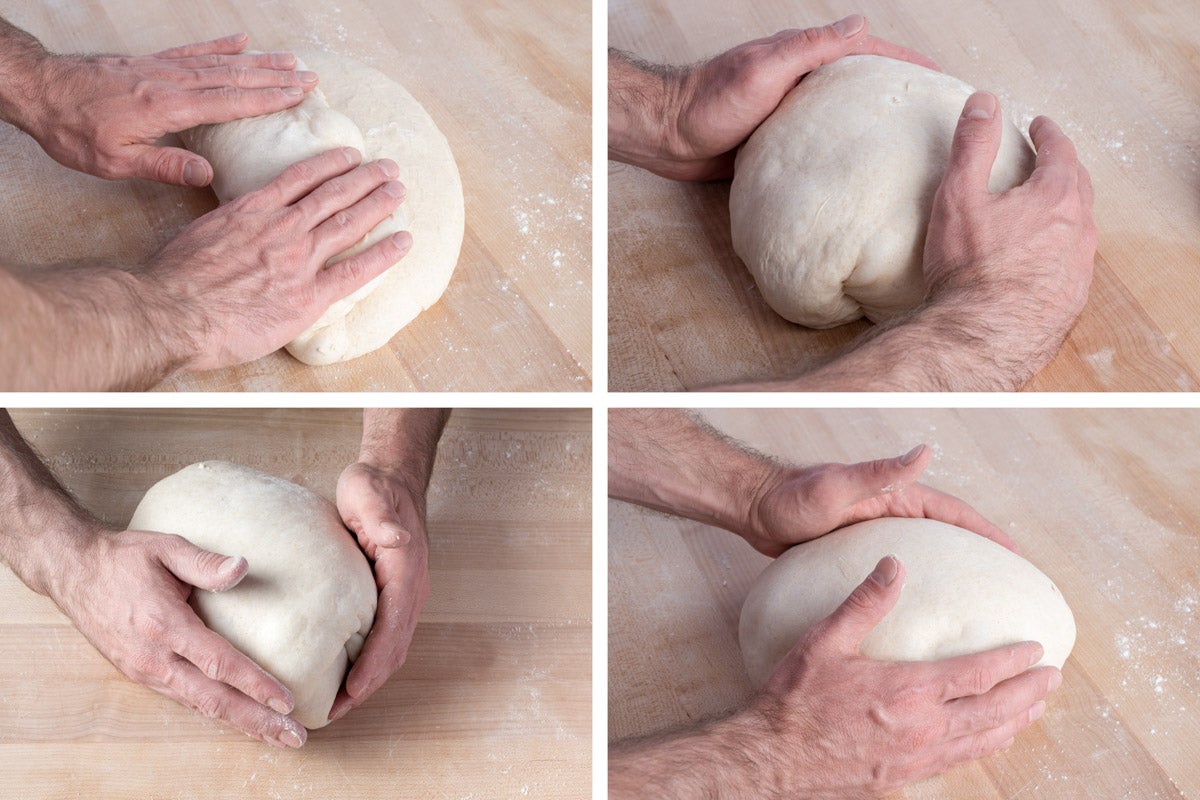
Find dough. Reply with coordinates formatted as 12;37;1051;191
129;461;377;729
739;518;1075;687
729;55;1035;328
181;52;465;365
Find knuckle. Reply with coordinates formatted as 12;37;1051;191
192;690;227;720
331;209;353;228
963;665;993;695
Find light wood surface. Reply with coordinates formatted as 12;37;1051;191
0;0;591;392
608;0;1200;392
0;408;591;799
609;408;1200;798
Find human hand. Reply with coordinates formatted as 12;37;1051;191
329;460;431;722
612;15;938;181
144;146;411;371
922;92;1096;389
746;557;1060;798
14;33;315;185
744;443;1012;557
47;527;306;748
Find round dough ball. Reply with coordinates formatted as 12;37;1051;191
730;55;1035;328
129;461;377;729
739;518;1075;687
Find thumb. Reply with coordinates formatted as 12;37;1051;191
130;145;213;187
347;496;411;547
941;91;1003;197
158;535;248;591
820;556;904;652
844;443;931;501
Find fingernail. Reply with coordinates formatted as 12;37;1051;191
381;180;405;199
279;727;304;749
875;555;899;586
183;160;208;187
832;14;866;38
269;51;295;68
1001;737;1015;750
283;86;304;97
1028;643;1045;667
380;520;410;544
963;92;996;120
1047;669;1063;691
342;147;361;164
297;70;318;84
328;703;350;722
378;158;399;178
268;697;292;715
898;444;924;466
1029;701;1046;722
391;231;413;251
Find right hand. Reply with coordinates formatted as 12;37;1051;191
922;92;1096;389
144;147;412;371
50;528;307;748
749;556;1061;798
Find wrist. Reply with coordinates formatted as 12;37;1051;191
134;264;207;377
0;35;54;134
608;50;687;174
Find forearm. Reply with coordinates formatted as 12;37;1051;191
0;262;193;391
0;17;50;132
608;50;683;175
608;409;777;537
358;409;450;492
718;305;1029;392
0;412;103;596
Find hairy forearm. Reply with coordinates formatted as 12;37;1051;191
0;263;192;391
0;412;102;596
608;409;778;538
0;17;50;132
608;50;682;174
358;409;450;491
718;305;1030;392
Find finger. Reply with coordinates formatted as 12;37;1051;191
316;230;412;306
153;33;249;60
939;92;1004;199
163;85;308;131
1027;115;1080;189
760;15;869;83
156;659;307;748
310;181;406;262
1077;162;1095;212
945;667;1059;738
128;145;213;188
344;583;413;702
172;64;318;91
912;486;1018;553
168;614;295;716
247;147;362;209
156;533;247;592
848;34;941;71
294;159;399;228
935;641;1045;701
165;51;298;71
941;699;1045;769
816;556;905;653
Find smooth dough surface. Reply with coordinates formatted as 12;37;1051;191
129;461;377;729
730;55;1035;328
181;52;465;365
739;518;1076;687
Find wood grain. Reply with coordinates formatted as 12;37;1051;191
608;0;1200;391
0;408;591;799
0;0;591;392
609;408;1200;798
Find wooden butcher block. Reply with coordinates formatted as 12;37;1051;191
609;0;1200;391
0;408;591;799
0;0;591;392
609;408;1200;798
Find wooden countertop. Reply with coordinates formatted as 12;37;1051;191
609;408;1200;798
0;408;591;799
608;0;1200;391
0;0;591;392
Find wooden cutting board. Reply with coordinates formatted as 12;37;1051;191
609;408;1200;798
0;0;591;392
0;408;591;799
608;0;1200;391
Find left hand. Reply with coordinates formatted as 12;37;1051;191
744;444;1015;556
330;460;431;722
656;14;937;181
19;33;317;185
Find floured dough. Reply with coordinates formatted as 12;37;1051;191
739;517;1075;687
181;52;465;364
730;55;1035;328
129;461;377;729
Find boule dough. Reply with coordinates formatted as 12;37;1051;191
739;517;1076;687
181;52;465;365
730;55;1035;328
129;461;377;729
